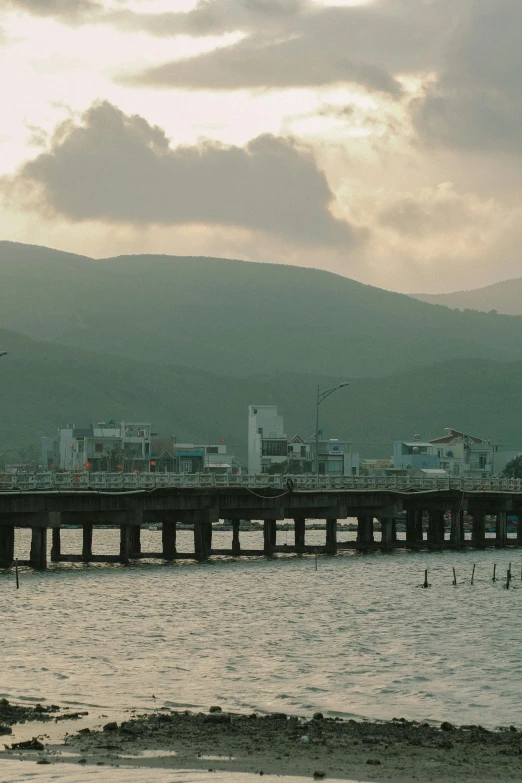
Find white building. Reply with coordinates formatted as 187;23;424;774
311;438;360;476
247;406;359;476
430;428;497;477
248;405;288;473
58;420;151;471
151;438;243;475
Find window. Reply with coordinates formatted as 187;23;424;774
94;443;104;453
479;454;487;469
262;440;287;457
77;440;84;453
207;446;218;454
327;460;342;473
301;446;306;457
288;445;293;453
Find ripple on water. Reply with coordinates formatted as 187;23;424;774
1;528;522;726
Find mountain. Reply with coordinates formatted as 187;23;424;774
2;327;522;458
412;276;522;315
4;241;522;378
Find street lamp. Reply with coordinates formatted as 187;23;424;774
315;383;349;483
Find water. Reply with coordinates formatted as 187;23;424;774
0;764;360;783
2;527;522;729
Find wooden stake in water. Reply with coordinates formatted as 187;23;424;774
506;569;511;590
509;562;512;581
423;569;429;588
492;563;497;582
471;564;476;585
315;548;318;571
452;567;457;586
15;559;19;590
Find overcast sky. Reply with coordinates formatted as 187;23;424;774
1;0;521;293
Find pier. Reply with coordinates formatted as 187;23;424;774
0;474;522;569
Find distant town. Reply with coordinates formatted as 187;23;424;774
1;405;517;480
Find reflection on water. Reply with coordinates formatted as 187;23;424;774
0;762;358;783
1;528;522;729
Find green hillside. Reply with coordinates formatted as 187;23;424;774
3;241;522;378
1;327;522;459
412;277;522;315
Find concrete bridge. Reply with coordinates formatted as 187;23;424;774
0;480;521;569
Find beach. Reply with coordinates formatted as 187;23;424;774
2;701;522;782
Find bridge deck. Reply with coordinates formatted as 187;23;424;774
0;477;520;570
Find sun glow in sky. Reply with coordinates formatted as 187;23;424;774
1;0;521;293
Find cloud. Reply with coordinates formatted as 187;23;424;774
340;181;520;292
127;30;400;94
120;1;453;94
378;183;496;238
2;101;354;246
4;0;103;21
108;0;309;37
413;0;522;154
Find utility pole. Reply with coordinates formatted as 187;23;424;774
315;383;349;483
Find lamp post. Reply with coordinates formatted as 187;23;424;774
315;383;349;483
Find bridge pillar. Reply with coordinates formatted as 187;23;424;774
496;511;508;548
162;521;177;560
427;511;445;546
437;511;446;544
194;511;213;561
325;519;337;554
263;519;277;557
231;519;241;556
131;525;141;556
471;510;486;546
0;526;14;568
405;509;421;546
294;518;305;553
51;528;61;562
357;516;374;545
82;523;93;562
517;515;522;547
450;509;463;548
120;525;133;564
380;518;393;550
30;527;47;569
391;518;397;543
416;512;424;543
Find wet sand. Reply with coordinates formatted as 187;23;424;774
2;702;522;782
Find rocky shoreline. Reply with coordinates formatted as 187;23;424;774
2;702;522;781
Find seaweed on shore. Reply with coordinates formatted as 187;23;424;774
0;699;60;726
70;708;522;755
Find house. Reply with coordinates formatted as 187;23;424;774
429;428;497;477
247;405;359;475
151;438;242;475
361;458;394;475
286;434;313;473
58;420;151;472
311;438;360;476
393;436;439;470
248;405;288;473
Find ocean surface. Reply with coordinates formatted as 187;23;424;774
0;764;362;783
1;526;522;729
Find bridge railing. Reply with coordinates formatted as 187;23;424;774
0;472;521;492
